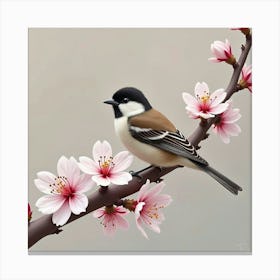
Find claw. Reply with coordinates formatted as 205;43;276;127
129;165;154;181
156;178;164;183
129;170;143;181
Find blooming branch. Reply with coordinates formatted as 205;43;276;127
188;32;252;147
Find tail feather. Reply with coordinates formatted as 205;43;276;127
202;165;243;195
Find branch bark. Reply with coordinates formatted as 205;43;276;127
28;32;252;249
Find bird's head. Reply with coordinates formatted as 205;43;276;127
104;87;152;118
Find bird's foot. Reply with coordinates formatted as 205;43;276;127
129;170;142;180
129;165;154;181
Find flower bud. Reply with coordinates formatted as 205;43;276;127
28;203;32;222
209;39;236;65
238;64;252;92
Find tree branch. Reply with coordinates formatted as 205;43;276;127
188;33;252;147
28;166;178;248
28;32;252;249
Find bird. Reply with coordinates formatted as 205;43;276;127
104;87;242;195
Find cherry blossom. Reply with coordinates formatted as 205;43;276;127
134;180;172;239
35;156;94;226
93;206;129;236
79;140;133;186
182;82;228;119
209;39;236;65
212;101;241;143
239;64;252;92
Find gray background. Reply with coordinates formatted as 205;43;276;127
28;28;251;253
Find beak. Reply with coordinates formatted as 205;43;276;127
104;99;119;106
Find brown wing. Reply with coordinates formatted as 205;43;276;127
129;109;177;132
129;127;209;166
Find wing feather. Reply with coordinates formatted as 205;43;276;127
129;126;208;166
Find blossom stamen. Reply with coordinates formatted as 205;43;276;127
98;156;115;178
199;94;210;103
49;176;72;197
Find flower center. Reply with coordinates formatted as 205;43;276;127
49;176;74;197
98;156;115;177
200;94;210;103
146;203;164;221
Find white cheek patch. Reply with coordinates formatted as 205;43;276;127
119;101;145;117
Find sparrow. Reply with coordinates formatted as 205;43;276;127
104;87;242;195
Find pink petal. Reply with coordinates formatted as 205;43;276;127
225;39;231;50
211;43;228;59
34;178;52;194
214;126;230;144
156;211;165;222
36;194;66;214
198;112;215;119
115;214;129;229
102;215;117;236
112;151;133;173
186;107;202;117
182;92;199;107
139;211;156;228
208;57;221;63
141;181;165;201
209;103;228;115
37;171;56;184
57;156;80;186
75;174;95;193
92;175;111;186
93;208;105;218
149;223;161;234
52;200;72;226
115;206;128;215
78;156;99;175
194;82;209;97
69;193;88;215
242;64;252;81
92;140;112;163
137;180;152;201
187;110;200;119
109;171;132;185
223;110;241;123
223;123;241;136
210;89;226;106
147;194;172;208
136;217;149;239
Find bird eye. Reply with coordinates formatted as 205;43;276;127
123;98;129;103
